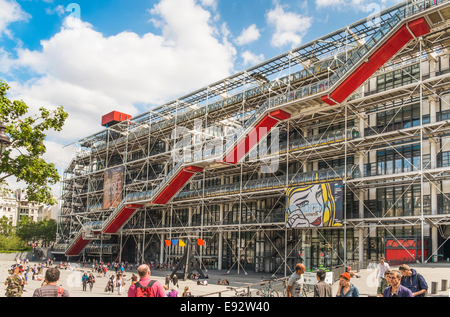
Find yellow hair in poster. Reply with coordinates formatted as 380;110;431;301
285;182;343;228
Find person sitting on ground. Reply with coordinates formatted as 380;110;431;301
168;286;179;297
346;266;361;278
182;286;192;297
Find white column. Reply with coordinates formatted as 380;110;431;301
160;210;166;264
430;136;439;263
429;96;437;124
218;204;223;271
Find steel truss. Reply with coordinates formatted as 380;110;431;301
56;0;450;274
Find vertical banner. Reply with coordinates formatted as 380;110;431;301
103;166;124;209
285;182;343;228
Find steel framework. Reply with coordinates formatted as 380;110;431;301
56;0;450;275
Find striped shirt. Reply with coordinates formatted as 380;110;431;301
32;285;70;297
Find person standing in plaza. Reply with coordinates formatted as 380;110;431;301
377;270;391;297
399;264;428;297
88;273;95;292
314;269;332;297
4;266;23;297
383;270;413;297
32;268;69;297
109;275;116;293
286;263;306;297
336;272;359;297
116;275;124;295
127;265;167;297
376;257;390;286
82;273;88;291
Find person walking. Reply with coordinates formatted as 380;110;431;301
82;273;88;291
286;263;306;297
116;275;123;295
172;274;179;288
88;273;95;292
383;270;413;297
32;268;69;297
165;274;171;288
336;272;359;297
313;269;332;297
376;257;390;286
127;265;167;297
399;264;428;297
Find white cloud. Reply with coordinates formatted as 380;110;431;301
241;50;264;67
2;0;238;195
235;24;261;46
45;5;65;16
266;2;312;48
4;0;236;142
0;0;30;38
199;0;218;10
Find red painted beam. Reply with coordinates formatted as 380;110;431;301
66;236;90;256
220;110;291;165
153;169;199;205
184;166;204;173
102;204;143;234
322;17;431;106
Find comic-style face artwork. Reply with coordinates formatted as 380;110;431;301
285;182;343;228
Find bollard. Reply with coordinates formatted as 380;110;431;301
431;282;438;295
442;280;449;292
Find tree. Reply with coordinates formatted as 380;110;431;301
39;218;57;247
16;217;38;244
0;215;14;238
0;79;68;204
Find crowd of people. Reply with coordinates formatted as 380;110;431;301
287;257;429;298
3;257;203;297
3;256;432;298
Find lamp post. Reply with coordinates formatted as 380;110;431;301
0;122;11;155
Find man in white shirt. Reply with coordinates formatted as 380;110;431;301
287;263;305;297
376;257;390;284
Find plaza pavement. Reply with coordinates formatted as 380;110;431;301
1;260;449;297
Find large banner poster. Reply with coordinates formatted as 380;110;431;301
285;182;343;228
103;166;124;209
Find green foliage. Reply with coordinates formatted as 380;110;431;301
16;217;57;245
0;215;14;237
0;79;68;204
0;234;26;252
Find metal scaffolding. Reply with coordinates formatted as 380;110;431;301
55;0;450;275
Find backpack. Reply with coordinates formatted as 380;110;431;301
135;281;156;297
416;273;428;297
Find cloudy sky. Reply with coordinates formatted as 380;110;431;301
0;0;403;195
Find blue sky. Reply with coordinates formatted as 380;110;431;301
0;0;403;193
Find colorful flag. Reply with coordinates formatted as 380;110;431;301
172;239;179;246
197;239;205;246
164;240;171;247
179;240;186;247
